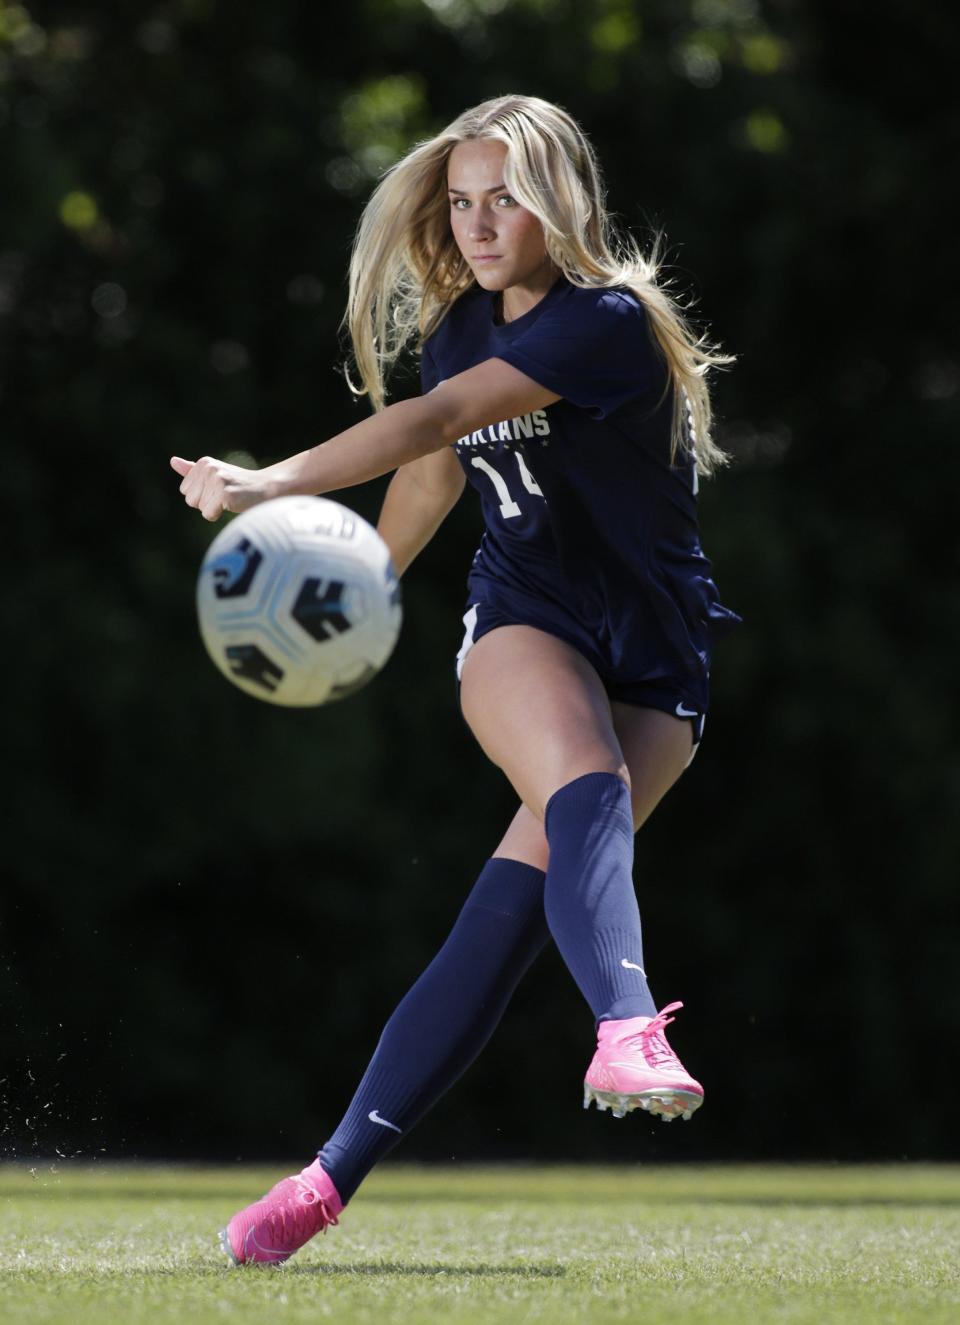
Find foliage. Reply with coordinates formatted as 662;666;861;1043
1;0;957;1161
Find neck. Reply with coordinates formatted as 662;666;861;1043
500;268;560;323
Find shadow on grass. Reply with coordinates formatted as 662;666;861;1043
0;1263;565;1281
290;1261;565;1278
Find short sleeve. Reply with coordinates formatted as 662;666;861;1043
498;287;661;419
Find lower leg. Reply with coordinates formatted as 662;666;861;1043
317;854;548;1203
544;771;704;1121
544;770;656;1021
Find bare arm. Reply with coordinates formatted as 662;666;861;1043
170;357;559;522
377;448;466;577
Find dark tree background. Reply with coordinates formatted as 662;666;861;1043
2;0;957;1165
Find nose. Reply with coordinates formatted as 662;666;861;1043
468;205;495;241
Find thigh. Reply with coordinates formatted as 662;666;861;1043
611;702;694;830
459;624;626;821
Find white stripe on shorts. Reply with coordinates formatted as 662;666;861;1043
683;714;705;768
455;604;479;681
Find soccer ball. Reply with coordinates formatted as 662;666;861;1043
196;495;401;706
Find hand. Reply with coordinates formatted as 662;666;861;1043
170;455;270;522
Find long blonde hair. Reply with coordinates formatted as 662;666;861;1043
345;94;732;474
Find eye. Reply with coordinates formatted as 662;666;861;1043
496;194;517;207
450;198;470;209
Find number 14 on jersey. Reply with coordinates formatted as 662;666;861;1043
471;453;543;519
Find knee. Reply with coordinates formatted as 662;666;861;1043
542;763;632;826
586;763;641;832
616;766;648;834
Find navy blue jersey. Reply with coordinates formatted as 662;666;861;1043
421;277;739;708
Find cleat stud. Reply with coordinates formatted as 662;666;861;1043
218;1228;239;1268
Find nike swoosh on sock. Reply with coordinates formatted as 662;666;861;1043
368;1110;402;1133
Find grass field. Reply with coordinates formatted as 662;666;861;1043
1;1163;958;1324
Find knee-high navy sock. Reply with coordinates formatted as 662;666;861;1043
317;858;548;1204
543;771;656;1023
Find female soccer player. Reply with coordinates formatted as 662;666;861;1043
171;94;739;1266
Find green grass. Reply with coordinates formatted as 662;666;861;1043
1;1163;958;1324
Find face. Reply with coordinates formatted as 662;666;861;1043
446;139;553;301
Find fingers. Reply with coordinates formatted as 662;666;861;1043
174;455;224;521
173;454;261;522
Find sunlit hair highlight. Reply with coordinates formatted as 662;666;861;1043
345;94;732;474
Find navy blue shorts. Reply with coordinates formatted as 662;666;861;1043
455;598;707;764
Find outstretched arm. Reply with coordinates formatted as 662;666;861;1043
170;357;559;522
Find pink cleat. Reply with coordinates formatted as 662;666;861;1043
219;1158;343;1265
583;1001;704;1123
